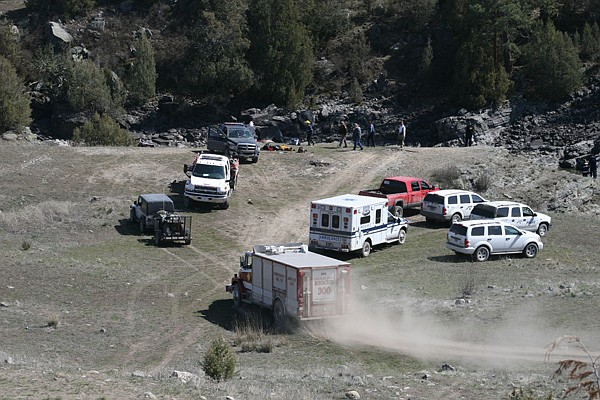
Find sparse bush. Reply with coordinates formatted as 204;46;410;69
431;165;462;189
508;387;552;400
234;315;273;353
349;77;363;104
202;337;236;381
72;112;132;146
25;0;95;17
0;56;31;131
47;315;59;328
474;173;492;192
20;241;31;251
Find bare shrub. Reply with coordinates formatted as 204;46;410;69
508;387;552;399
474;173;492;193
0;201;80;233
20;241;31;251
546;335;600;399
234;315;273;353
431;165;462;189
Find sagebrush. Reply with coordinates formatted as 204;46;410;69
202;337;236;381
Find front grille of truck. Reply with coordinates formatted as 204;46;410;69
193;186;218;194
237;143;256;154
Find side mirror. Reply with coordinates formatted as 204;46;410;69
133;200;138;206
532;212;537;217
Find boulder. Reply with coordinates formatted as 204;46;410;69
46;22;73;46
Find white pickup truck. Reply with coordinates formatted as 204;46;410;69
183;153;238;210
226;243;352;329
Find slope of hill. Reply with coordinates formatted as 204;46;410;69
0;141;599;399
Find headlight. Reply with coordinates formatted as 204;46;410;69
185;180;193;190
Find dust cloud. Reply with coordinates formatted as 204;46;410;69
318;298;598;368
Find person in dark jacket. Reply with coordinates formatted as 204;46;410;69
305;120;315;145
465;121;475;147
338;120;348;148
589;154;597;179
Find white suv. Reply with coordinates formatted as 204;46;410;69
469;201;551;237
420;189;487;224
446;220;543;262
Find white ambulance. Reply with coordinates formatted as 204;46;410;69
309;194;409;257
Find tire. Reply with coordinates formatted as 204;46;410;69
425;217;434;225
139;218;146;234
473;246;490;262
232;284;242;307
154;229;162;246
273;300;286;331
361;240;371;257
183;196;192;209
397;229;407;245
393;205;403;218
523;243;538;258
184;238;191;245
219;200;230;210
252;157;259;163
451;213;462;224
129;209;136;223
537;223;548;237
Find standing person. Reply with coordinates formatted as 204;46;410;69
589;154;597;179
398;119;406;149
305;120;315;146
352;122;364;151
581;157;590;177
465;121;474;147
338;120;348;148
366;120;376;147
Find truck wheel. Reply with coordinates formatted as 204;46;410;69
397;229;407;245
129;209;136;223
451;213;462;224
252;157;259;163
273;300;286;331
233;284;242;307
183;196;193;209
219;200;230;210
523;243;538;258
473;246;490;262
361;241;371;257
154;230;162;246
393;205;403;217
139;219;146;234
536;223;548;237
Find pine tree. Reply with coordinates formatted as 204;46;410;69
127;33;156;106
581;22;600;62
248;0;313;107
524;22;583;100
66;59;112;113
0;56;31;131
180;0;253;100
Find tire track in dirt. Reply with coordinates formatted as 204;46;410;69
122;245;230;370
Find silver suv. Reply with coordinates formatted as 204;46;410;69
420;189;487;224
469;201;551;237
446;220;543;262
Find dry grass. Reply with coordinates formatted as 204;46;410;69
0;143;598;399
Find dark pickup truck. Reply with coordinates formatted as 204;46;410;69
359;176;439;217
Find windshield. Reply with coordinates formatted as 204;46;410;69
192;164;225;179
228;128;254;139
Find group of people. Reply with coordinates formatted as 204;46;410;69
335;119;406;150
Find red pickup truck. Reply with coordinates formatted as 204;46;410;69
359;176;439;217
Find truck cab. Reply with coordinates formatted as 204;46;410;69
207;123;260;163
309;194;409;257
183;153;236;210
359;176;438;217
